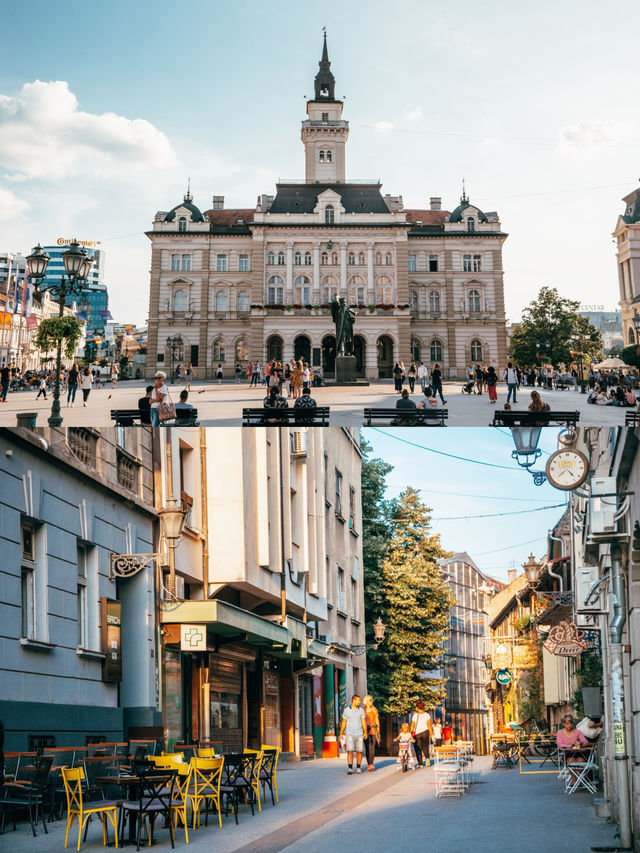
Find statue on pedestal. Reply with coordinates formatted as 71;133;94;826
330;294;356;357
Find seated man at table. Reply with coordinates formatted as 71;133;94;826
392;388;418;424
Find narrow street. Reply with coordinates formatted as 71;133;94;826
0;757;619;853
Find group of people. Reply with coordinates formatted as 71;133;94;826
339;695;452;774
0;361;123;407
139;372;198;426
392;361;447;404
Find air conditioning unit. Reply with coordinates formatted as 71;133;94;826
290;430;308;457
318;633;330;644
589;477;617;535
574;566;603;612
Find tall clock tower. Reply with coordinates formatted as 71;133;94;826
301;32;349;183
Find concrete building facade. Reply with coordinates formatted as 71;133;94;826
146;36;508;381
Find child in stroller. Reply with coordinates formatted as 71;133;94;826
461;380;475;394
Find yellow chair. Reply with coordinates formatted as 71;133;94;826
195;748;215;759
186;757;224;829
169;760;192;844
243;749;263;812
149;754;184;768
61;767;118;851
260;745;281;805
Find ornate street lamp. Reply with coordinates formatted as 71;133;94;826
26;240;93;426
158;497;187;597
523;554;542;586
510;427;546;485
347;616;386;656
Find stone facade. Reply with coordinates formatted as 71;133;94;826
146;40;508;381
613;187;640;347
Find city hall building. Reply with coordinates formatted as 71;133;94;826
146;37;508;380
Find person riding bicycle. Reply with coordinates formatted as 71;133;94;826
394;723;418;771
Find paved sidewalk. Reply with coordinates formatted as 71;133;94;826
0;380;629;428
0;757;619;853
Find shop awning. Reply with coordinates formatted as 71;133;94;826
161;600;290;648
283;616;308;659
306;637;334;660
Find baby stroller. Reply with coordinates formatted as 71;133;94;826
461;380;475;395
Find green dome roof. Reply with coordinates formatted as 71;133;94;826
165;195;204;223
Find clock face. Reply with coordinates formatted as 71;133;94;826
545;449;589;491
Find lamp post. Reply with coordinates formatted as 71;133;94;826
26;241;93;427
510;427;546;485
341;617;386;656
570;333;587;394
166;335;183;384
523;554;542;586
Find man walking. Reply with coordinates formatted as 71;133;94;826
0;362;11;402
503;361;518;404
417;361;428;392
431;363;446;405
339;695;368;774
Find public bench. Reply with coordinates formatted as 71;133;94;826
362;407;448;426
491;410;580;427
242;407;330;426
110;409;198;426
625;411;640;426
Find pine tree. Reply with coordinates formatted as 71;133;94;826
372;487;454;714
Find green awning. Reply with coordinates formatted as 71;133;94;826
307;638;334;660
161;600;289;648
283;616;308;659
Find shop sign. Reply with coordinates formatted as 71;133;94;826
101;598;122;683
512;643;538;669
180;624;207;651
496;669;512;685
543;620;588;656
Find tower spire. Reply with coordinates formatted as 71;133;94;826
461;177;468;204
314;28;335;100
184;177;192;204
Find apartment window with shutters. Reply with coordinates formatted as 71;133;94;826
21;521;36;639
239;254;249;272
337;567;346;613
77;543;87;649
217;254;227;272
334;469;343;519
351;579;359;621
349;485;356;532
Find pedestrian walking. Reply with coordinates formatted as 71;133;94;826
432;719;443;748
251;361;261;387
393;362;403;393
150;371;169;427
486;365;498;403
110;363;119;388
36;376;47;399
431;363;446;404
339;695;368;775
417;361;428;392
410;700;433;767
394;723;418;770
362;695;380;772
0;363;11;402
216;363;223;384
475;363;484;395
80;367;92;406
66;363;79;407
175;363;182;384
442;720;453;744
284;361;292;397
235;362;242;384
503;361;518;404
185;363;195;391
408;362;416;393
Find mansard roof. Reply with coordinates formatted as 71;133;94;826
448;201;488;223
204;208;254;234
404;209;450;233
269;183;390;214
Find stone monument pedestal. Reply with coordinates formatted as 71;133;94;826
335;355;357;384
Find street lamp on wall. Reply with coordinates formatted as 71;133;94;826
509;427;547;486
523;554;542;586
26;240;94;426
158;497;187;597
345;616;386;656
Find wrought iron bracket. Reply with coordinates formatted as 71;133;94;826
110;552;167;581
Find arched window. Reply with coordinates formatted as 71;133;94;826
429;290;441;312
349;275;365;306
321;252;328;265
266;335;283;363
235;337;248;362
411;337;421;362
468;289;481;312
325;205;335;224
268;251;275;265
319;150;325;162
358;251;365;265
470;339;483;362
430;339;443;362
409;289;418;311
212;338;225;361
322;275;339;303
178;217;187;232
277;251;285;265
294;251;302;265
295;275;311;305
375;252;382;265
215;291;227;312
376;275;392;305
407;254;416;272
304;251;312;265
238;290;249;312
385;253;392;265
173;289;186;312
331;251;338;265
326;150;332;162
463;254;472;272
467;216;475;232
267;275;284;305
348;252;355;266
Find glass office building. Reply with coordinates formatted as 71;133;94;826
41;242;109;335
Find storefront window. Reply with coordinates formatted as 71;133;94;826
210;692;240;729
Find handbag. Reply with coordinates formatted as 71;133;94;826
158;389;176;422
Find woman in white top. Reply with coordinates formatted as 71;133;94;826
150;371;169;427
410;700;433;767
111;364;119;388
216;363;223;384
80;368;93;406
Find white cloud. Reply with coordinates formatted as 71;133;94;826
556;119;635;158
0;80;176;178
406;107;422;121
0;188;29;223
373;121;394;132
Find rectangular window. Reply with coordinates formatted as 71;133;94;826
324;451;329;505
334;469;343;518
267;286;283;305
171;254;180;271
463;255;472;272
239;254;249;272
407;255;416;272
473;254;482;272
428;255;438;272
337;567;345;613
21;521;35;639
77;543;87;648
349;486;356;529
351;579;358;621
217;254;227;272
181;254;191;271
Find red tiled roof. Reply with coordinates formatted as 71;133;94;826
403;209;450;225
205;209;255;224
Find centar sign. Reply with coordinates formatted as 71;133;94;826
57;238;101;248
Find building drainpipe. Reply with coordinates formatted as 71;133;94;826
277;429;287;624
609;542;632;850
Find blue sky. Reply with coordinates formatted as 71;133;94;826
365;427;567;582
1;0;639;325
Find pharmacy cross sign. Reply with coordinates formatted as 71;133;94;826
180;624;207;651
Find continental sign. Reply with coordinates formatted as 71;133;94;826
56;238;101;248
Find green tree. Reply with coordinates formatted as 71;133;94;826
368;486;454;714
621;345;640;368
34;316;83;360
508;287;602;366
361;436;394;635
